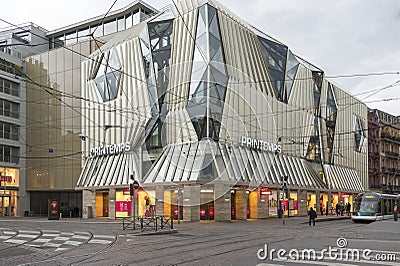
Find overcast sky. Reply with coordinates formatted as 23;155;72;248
1;0;399;115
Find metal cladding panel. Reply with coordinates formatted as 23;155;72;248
77;0;367;193
324;164;364;192
142;141;331;190
301;161;326;189
76;150;138;187
165;6;198;144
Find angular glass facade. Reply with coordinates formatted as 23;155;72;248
188;4;228;141
355;116;365;152
326;83;338;163
306;71;324;162
145;19;174;149
258;37;299;103
93;49;121;102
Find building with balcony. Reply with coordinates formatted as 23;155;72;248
368;109;400;193
0;23;49;216
76;0;368;221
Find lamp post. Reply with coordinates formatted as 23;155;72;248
177;188;182;224
1;168;7;217
282;175;289;225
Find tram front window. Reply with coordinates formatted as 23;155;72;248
354;196;379;214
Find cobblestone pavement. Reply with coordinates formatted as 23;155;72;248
0;216;398;265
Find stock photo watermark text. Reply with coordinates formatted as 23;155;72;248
257;237;396;262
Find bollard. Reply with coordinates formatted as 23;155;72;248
59;212;62;219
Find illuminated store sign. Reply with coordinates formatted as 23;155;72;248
90;142;131;157
0;175;12;182
241;136;281;154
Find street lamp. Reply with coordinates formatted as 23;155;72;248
281;175;289;225
177;188;182;224
1;168;9;217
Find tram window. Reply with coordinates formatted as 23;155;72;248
384;199;390;215
389;199;393;214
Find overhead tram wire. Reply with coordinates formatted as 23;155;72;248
2;11;398;156
12;66;400;119
1;15;399;108
3;43;398;120
0;17;147;84
14;63;400;131
18;74;400;145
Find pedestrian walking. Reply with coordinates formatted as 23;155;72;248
308;207;317;226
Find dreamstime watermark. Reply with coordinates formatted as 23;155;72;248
257;237;397;262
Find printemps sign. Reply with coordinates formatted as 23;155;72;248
241;136;282;154
90;142;131;157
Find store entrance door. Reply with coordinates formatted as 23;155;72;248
0;195;11;216
200;202;214;220
103;193;109;217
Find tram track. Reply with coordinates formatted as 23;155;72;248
0;225;45;253
19;230;95;266
68;229;290;265
0;219;351;265
22;232;119;266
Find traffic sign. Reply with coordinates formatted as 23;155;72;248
132;180;139;189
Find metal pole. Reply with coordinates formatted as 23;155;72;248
177;188;182;224
178;195;180;224
133;190;136;230
1;169;4;217
3;168;6;217
282;193;285;225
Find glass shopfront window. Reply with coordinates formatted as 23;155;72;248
306;192;316;210
269;189;278;216
319;192;328;215
331;193;339;214
115;189;132;218
288;191;298;216
0;168;19;216
200;189;214;220
138;190;155;217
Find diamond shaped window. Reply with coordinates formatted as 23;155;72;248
355;117;365;153
94;48;121;102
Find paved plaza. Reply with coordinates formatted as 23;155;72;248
0;216;399;265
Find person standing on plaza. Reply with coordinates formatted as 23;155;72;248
336;203;340;216
346;202;351;216
340;202;344;216
308;207;317;226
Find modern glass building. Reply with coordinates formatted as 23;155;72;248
25;1;156;216
77;0;368;221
